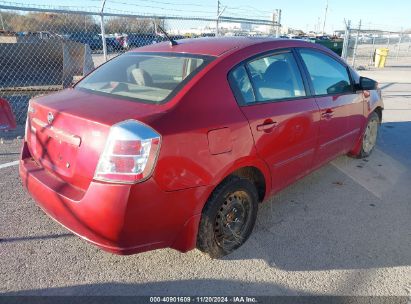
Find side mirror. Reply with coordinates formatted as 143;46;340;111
358;76;378;90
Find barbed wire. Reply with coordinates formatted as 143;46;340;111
0;1;274;23
0;1;100;12
105;1;216;15
107;0;211;8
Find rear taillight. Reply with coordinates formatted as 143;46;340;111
94;120;161;184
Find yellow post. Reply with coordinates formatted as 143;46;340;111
374;48;389;68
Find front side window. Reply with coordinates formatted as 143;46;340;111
247;52;306;102
229;51;306;105
76;53;213;103
299;49;352;95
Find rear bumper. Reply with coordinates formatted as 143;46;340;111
20;146;212;255
19;157;146;254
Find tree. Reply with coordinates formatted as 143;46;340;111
105;16;166;34
1;12;98;34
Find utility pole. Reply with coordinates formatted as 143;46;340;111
275;9;282;38
322;0;328;35
317;17;321;34
100;0;107;61
215;0;225;37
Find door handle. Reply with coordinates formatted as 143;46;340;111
256;121;277;132
321;108;334;118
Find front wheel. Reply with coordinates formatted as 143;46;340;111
358;111;380;158
197;176;258;258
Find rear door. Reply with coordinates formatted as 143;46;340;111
297;48;364;165
229;50;320;192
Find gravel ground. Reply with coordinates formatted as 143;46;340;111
0;67;410;297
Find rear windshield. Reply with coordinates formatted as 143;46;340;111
76;52;214;104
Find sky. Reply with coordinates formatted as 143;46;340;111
0;0;409;33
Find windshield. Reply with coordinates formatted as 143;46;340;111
76;52;214;104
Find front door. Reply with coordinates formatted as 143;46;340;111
228;50;320;192
297;48;363;165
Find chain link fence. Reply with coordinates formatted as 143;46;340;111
341;24;411;69
0;3;277;124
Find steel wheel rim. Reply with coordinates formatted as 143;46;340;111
363;118;378;154
214;190;252;251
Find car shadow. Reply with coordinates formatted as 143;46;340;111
224;121;411;271
377;121;411;167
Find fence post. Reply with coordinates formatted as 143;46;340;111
0;11;5;31
341;19;351;60
100;0;107;62
386;31;390;48
351;19;361;66
215;0;220;36
396;30;403;60
369;36;376;65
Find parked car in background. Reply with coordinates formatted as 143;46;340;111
200;33;216;37
125;33;165;49
0;98;16;131
315;35;331;40
20;37;383;258
68;33;102;50
169;35;185;41
104;35;123;52
68;33;123;52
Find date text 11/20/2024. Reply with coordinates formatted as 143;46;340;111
149;296;257;303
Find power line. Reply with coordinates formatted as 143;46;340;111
224;10;272;19
105;5;215;15
107;0;210;8
105;0;215;15
220;2;273;15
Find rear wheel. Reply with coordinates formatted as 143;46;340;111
358;111;380;158
197;176;258;258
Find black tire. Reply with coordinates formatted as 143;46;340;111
358;111;380;158
197;176;258;258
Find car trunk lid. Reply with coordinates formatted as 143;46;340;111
26;88;165;190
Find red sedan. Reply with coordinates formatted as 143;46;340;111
20;37;383;258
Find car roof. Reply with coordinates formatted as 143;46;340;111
131;36;322;57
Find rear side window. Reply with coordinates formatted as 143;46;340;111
299;49;352;95
228;65;255;104
76;53;213;104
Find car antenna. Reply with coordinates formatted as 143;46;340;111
156;24;178;46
